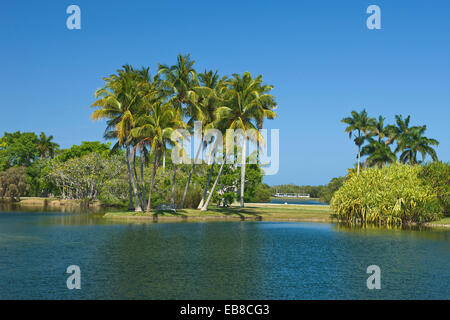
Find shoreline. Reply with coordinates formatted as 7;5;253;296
2;198;448;228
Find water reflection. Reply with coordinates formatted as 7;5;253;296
0;210;448;299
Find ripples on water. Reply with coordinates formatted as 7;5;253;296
0;207;448;299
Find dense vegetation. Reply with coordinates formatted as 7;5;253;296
0;131;270;207
90;54;276;212
333;109;447;224
331;163;446;224
0;54;276;209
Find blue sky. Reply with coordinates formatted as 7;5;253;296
0;0;449;185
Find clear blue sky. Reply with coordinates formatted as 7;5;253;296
0;0;449;185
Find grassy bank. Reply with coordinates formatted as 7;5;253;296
104;204;334;222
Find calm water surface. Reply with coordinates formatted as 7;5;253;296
0;207;448;299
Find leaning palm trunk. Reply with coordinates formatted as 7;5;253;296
146;152;159;212
198;158;215;209
125;147;134;211
170;163;177;208
133;151;145;209
140;148;146;206
179;138;203;208
240;139;247;208
201;159;225;211
127;146;142;212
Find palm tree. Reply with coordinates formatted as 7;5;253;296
37;132;59;159
158;54;197;207
194;71;230;209
341;109;376;175
361;138;397;167
398;126;439;164
179;70;228;208
131;101;183;211
91;65;146;212
158;54;198;112
213;72;276;208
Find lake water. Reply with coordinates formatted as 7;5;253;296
0;208;449;299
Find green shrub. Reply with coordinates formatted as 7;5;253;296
319;176;346;204
331;163;442;224
419;162;450;216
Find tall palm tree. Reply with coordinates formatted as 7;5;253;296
91;65;146;212
158;54;198;112
131;101;183;211
37;132;59;159
341;109;376;175
361;138;397;168
158;54;197;207
398;126;439;164
179;70;228;208
214;72;276;208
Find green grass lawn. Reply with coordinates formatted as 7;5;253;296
427;217;450;226
104;203;335;222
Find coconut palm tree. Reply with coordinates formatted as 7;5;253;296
158;54;197;207
179;70;228;208
37;132;59;159
213;72;276;208
131;101;183;211
158;54;198;112
341;109;376;175
91;65;147;211
398;126;439;164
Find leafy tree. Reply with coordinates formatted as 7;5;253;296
319;177;345;204
0;131;39;169
56;141;111;162
0;167;29;201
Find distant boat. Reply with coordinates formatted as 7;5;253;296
272;193;310;198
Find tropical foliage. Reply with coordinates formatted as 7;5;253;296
341;111;439;171
90;54;277;212
331;163;442;224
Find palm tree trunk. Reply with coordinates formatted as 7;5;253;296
125;147;134;211
146;152;159;212
170;163;177;208
163;151;166;170
140;149;146;206
198;158;215;209
357;145;361;175
180;138;203;208
127;146;142;212
201;160;225;211
240;139;247;208
133;151;144;209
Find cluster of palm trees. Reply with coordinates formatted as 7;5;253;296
91;54;277;212
341;109;439;173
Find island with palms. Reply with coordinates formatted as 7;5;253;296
0;54;448;227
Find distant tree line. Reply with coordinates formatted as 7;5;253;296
0;131;271;206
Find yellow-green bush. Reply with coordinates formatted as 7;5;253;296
330;163;442;224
